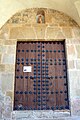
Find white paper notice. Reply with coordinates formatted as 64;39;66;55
23;66;32;72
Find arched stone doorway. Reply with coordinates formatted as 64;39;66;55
0;8;80;119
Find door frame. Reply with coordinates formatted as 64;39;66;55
13;39;71;113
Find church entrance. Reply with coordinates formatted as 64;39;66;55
14;40;69;110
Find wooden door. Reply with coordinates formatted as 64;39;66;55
14;41;69;110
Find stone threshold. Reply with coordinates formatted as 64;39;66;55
12;110;71;119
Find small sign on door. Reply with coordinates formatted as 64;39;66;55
23;66;32;72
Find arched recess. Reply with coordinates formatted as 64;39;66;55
0;8;80;115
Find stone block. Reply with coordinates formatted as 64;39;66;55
76;89;80;97
66;39;80;44
33;24;47;39
76;60;80;69
72;27;80;38
2;54;15;64
0;25;10;40
46;27;61;39
0;45;7;54
67;45;76;60
45;13;53;23
7;45;16;54
4;40;16;45
5;64;15;72
0;39;4;45
76;45;80;58
3;105;12;119
14;111;33;119
55;31;66;39
68;70;80;98
6;91;13;100
1;73;14;91
0;54;2;63
68;60;75;69
10;26;36;39
71;98;80;116
0;102;3;119
0;64;5;72
62;27;72;38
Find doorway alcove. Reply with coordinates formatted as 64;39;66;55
0;8;80;118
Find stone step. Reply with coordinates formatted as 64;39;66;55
13;117;80;120
12;110;70;119
12;111;80;120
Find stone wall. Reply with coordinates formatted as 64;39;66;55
0;8;80;118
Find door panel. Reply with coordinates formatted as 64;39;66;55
14;41;69;110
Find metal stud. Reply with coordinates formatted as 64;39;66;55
38;54;40;56
42;54;45;57
16;76;19;79
20;91;23;94
21;62;24;65
51;106;54;110
34;80;36;83
31;50;33;52
65;106;69;109
63;76;66;78
62;50;65;53
60;106;64;109
16;91;19;94
55;76;58;79
38;80;40;82
59;76;62;79
46;88;49;90
50;50;52;52
34;92;37;94
64;83;67;86
33;84;36;86
51;92;54;94
38;50;40;52
29;91;32;94
34;88;36;90
26;50;29;52
18;50;20;52
64;91;67;93
59;63;61;65
21;58;24;61
42;50;45;52
25;76;28;79
22;50;24;52
54;50;56;52
65;98;68;101
17;62;20;65
58;50;60;53
38;46;40;48
20;76;23;79
38;88;40;90
56;106;59;109
46;92;49;94
26;58;28;61
46;50;48;52
17;58;20;61
17;69;19;72
60;91;63;94
55;91;58;94
24;91;28;94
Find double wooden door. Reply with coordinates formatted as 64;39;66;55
14;41;69;110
